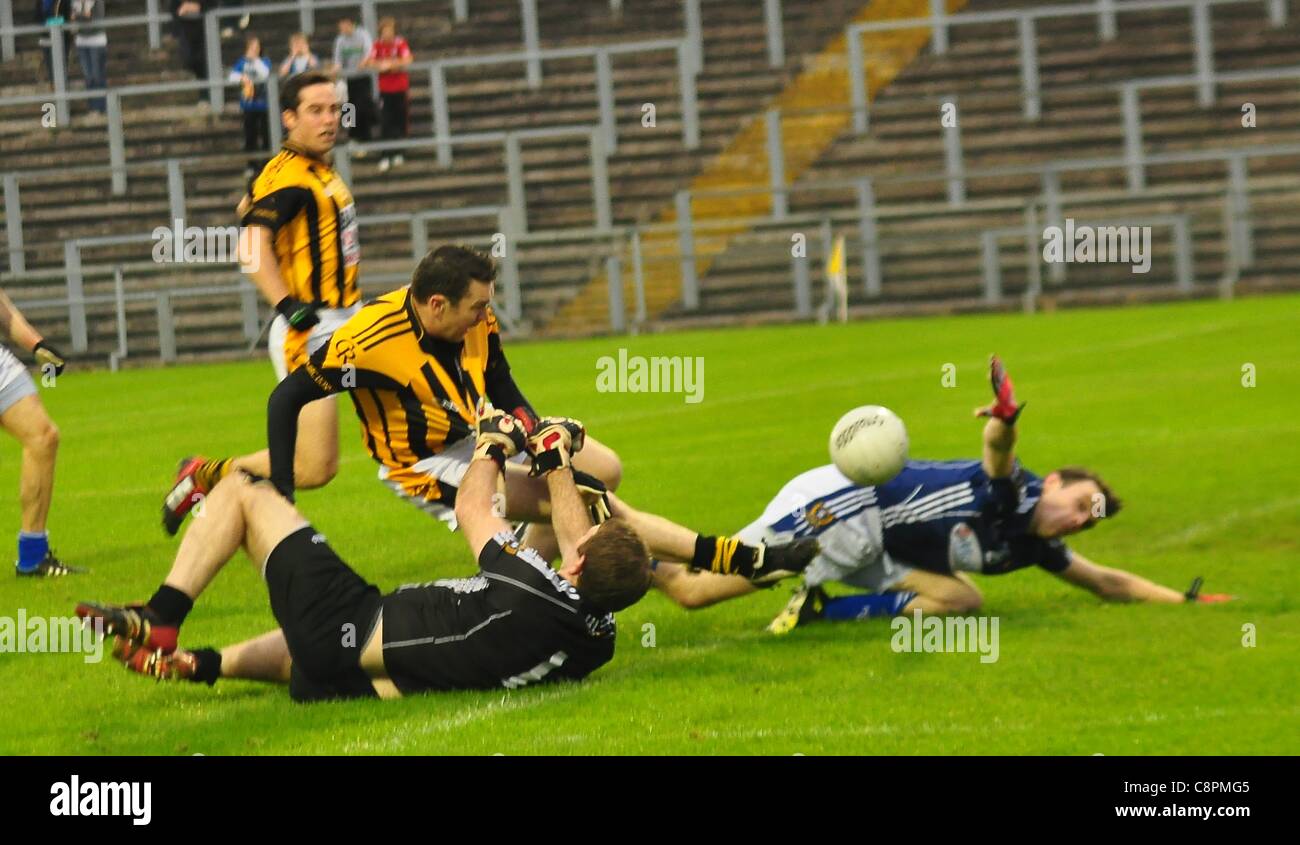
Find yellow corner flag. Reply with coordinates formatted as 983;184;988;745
825;234;848;323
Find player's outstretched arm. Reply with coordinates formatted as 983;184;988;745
1053;551;1231;603
456;408;528;559
974;354;1023;478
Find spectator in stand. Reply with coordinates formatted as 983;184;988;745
229;35;271;180
69;0;107;118
34;0;74;88
279;32;318;80
362;17;412;173
170;0;212;104
332;16;375;149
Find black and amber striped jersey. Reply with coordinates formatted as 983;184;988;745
241;143;360;309
267;285;535;500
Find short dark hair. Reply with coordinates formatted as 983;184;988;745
280;70;336;112
410;245;498;305
576;517;652;613
1056;466;1122;519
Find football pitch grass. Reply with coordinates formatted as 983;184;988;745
2;294;1297;755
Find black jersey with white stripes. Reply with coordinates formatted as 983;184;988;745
378;532;616;694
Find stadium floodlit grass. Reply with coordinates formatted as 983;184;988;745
2;294;1297;755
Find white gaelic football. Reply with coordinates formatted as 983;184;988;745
828;405;909;486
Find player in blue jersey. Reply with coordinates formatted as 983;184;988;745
650;356;1231;633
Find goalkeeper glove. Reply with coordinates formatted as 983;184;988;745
32;340;66;376
527;416;587;476
572;469;612;525
275;296;321;331
975;354;1025;425
474;407;528;469
1184;576;1233;603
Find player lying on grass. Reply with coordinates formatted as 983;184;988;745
76;411;653;701
652;356;1231;634
0;290;79;576
258;245;813;581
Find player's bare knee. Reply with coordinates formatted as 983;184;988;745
949;586;983;614
577;441;623;491
296;455;338;489
27;420;59;457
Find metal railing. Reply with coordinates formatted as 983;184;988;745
846;0;1290;132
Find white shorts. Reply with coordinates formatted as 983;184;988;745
0;345;37;415
736;465;914;593
268;303;361;382
378;435;529;530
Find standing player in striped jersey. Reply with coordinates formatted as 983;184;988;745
162;70;362;535
268;244;815;582
652;356;1231;632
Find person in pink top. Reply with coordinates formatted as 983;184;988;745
362;17;412;172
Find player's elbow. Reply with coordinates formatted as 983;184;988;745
1093;572;1135;602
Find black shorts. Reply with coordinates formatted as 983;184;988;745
264;526;383;703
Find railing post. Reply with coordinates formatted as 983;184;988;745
107;92;127;195
521;0;542;88
595;49;618;154
240;282;260;341
334;143;352;187
145;0;161;49
767;109;787;220
431;64;452;167
684;0;703;74
453;0;469;23
1022;204;1042;312
590;130;613;231
1018;16;1040;121
1227;155;1253;268
848;26;868;134
505;133;528;234
943;95;965;205
856;177;881;297
113;265;128;361
1267;0;1287;25
267;72;283;150
764;0;784;68
362;0;379;37
1041;170;1065;284
981;231;1002;304
675;190;699;309
205;11;223;110
630;229;647;326
64;241;88;353
409;215;428;263
156;293;177;363
1172;216;1194;292
1121;85;1145;191
677;43;701;149
812;218;833;317
1191;0;1215;107
1;0;14;62
51;23;69;126
166;159;186;225
298;0;314;34
606;254;626;333
791;238;811;318
929;0;948;54
496;209;523;323
3;174;24;274
1097;0;1117;40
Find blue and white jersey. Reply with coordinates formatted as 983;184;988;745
752;460;1071;577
